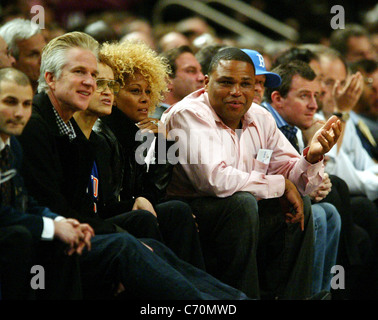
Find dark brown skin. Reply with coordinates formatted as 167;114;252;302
280;179;305;231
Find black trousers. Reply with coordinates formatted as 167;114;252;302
320;175;370;267
183;192;314;300
0;225;33;300
349;195;378;299
33;241;82;300
106;202;206;270
320;175;378;299
0;225;82;300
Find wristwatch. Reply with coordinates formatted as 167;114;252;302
333;112;350;121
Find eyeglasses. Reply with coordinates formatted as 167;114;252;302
96;79;120;94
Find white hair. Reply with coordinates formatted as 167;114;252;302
0;18;41;59
38;31;99;94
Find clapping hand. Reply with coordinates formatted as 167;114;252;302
333;71;364;112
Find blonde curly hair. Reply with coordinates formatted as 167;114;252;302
100;40;170;114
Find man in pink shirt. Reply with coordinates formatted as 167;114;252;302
162;47;341;299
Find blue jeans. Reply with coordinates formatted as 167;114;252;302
311;202;341;295
79;232;249;299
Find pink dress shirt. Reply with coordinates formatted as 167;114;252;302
162;89;324;199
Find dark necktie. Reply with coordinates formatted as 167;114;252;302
0;145;13;206
280;125;300;153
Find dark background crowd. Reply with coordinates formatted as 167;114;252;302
0;0;377;53
0;0;377;302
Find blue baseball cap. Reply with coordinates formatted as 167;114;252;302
241;49;281;88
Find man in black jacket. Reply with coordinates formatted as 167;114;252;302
0;67;93;299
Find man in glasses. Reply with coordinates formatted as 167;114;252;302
349;59;378;161
311;46;378;205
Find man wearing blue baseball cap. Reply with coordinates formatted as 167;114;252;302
241;49;281;105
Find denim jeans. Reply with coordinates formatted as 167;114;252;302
311;202;341;295
79;232;249;299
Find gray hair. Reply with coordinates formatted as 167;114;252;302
38;31;99;94
0;18;41;60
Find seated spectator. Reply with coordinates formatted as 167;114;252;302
84;20;118;44
0;35;15;68
152;45;205;119
0;67;93;299
270;46;376;299
157;31;190;53
311;46;378;206
176;16;214;44
245;49;341;295
349;59;378;161
195;44;227;76
330;24;377;63
300;46;378;299
162;47;342;299
74;52;205;269
16;30;251;300
0;19;46;93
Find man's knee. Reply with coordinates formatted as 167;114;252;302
133;209;158;224
227;192;259;220
158;200;194;221
320;203;342;231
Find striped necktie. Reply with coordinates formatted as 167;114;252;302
0;145;13;206
281;125;300;153
358;119;377;147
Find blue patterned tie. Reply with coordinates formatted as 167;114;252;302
280;125;300;153
0;145;12;206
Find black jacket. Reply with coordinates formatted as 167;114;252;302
17;92;118;234
76;119;136;219
100;106;174;207
0;136;59;240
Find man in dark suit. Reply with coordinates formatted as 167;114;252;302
0;67;94;299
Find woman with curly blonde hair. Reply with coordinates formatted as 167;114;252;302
100;40;206;270
100;39;169;119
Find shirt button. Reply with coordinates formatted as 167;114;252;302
274;192;278;197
